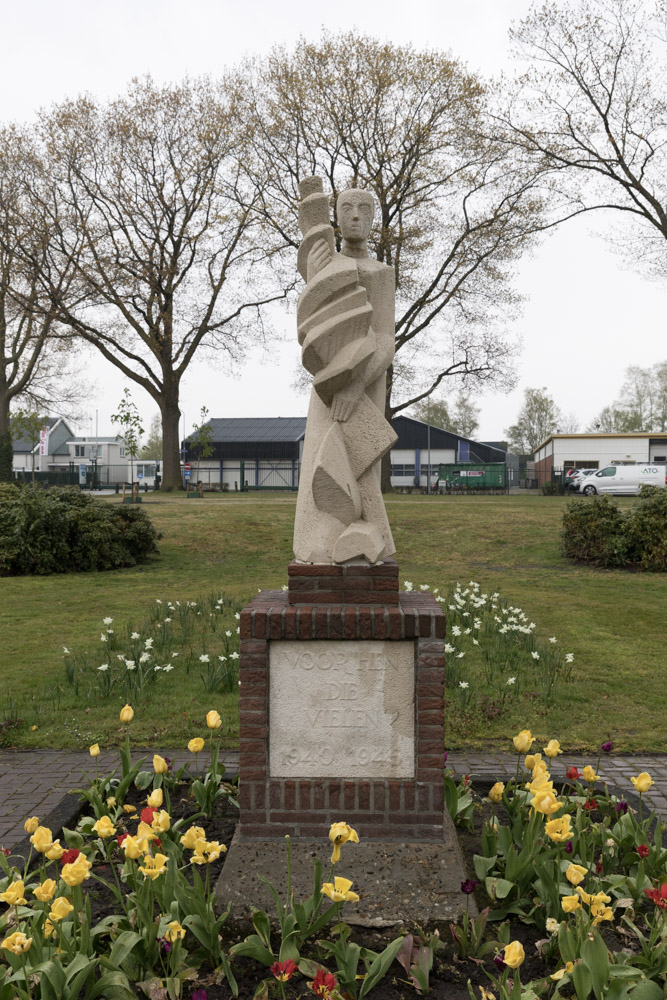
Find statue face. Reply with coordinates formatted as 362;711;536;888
338;192;374;242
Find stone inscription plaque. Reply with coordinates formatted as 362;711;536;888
269;640;415;778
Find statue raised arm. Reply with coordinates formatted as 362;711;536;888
293;176;397;564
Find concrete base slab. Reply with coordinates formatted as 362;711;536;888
216;812;472;930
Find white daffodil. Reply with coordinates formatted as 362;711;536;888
531;651;540;660
131;632;141;640
459;680;469;689
548;637;557;643
98;663;109;672
199;654;210;663
103;617;113;625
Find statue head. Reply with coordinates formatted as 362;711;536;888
337;188;375;247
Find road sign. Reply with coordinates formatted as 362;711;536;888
137;472;143;479
79;464;87;485
184;470;191;479
184;463;191;471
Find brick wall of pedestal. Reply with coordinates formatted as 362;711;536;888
287;558;399;606
238;588;445;841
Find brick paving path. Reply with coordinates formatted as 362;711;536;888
1;749;664;850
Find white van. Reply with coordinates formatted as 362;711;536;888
579;465;667;496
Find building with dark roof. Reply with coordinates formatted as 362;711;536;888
182;414;515;489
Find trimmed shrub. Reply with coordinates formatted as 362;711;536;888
561;487;667;571
0;485;161;575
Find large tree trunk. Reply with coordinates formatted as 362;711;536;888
381;365;394;493
0;390;12;484
160;380;182;491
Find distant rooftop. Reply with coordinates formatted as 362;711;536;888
186;417;307;444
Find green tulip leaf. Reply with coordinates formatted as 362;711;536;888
473;854;498;880
572;960;593;1000
485;876;514;900
628;982;664;1000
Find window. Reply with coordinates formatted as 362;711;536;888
575;460;598;469
653;455;666;462
598;467;617;477
420;464;440;476
74;445;85;457
136;464;156;478
391;464;415;477
119;447;125;457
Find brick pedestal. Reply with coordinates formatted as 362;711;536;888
238;569;445;842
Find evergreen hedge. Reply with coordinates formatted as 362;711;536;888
561;487;667;571
0;485;161;575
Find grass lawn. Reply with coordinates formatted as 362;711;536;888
1;492;665;753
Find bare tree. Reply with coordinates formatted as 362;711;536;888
235;32;547;481
32;77;287;490
412;388;481;438
505;0;667;275
0;127;83;482
588;361;667;430
504;387;564;454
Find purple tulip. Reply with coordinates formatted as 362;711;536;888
460;879;477;895
601;741;613;753
493;955;506;972
159;938;171;953
191;991;207;1000
564;840;573;854
616;800;628;815
443;750;448;766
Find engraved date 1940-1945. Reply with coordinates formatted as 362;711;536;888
282;745;391;768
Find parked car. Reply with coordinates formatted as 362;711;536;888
566;468;598;491
578;465;667;496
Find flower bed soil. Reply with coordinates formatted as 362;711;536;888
82;781;568;999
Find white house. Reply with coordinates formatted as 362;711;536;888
533;432;667;487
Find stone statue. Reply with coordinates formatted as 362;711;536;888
293;177;398;564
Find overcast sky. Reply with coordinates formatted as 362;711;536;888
2;0;666;443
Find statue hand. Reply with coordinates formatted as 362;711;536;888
307;238;333;279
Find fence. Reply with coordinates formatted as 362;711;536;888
185;461;300;491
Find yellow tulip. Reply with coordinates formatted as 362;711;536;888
503;941;525;969
513;729;535;753
180;825;206;850
543;740;562;758
152;810;171;833
89;743;100;757
575;886;592;904
166;920;186;942
92;816;117;839
0;880;26;905
191;839;227;864
531;791;562;816
329;821;360;865
122;804;137;814
138;853;168;880
527;771;553;795
30;826;54;853
146;787;163;809
23;816;39;835
321;877;360;903
45;841;65;861
121;835;148;860
61;856;92;887
565;863;587;886
591;890;611;906
592;905;613;926
206;710;222;730
43;919;56;939
550;962;574;981
153;754;168;774
33;879;57;902
545;815;573;842
582;765;599;783
188;737;205;754
137;821;158;842
561;894;581;913
120;704;134;723
1;931;32;954
106;797;117;808
489;782;505;804
49;896;74;922
525;752;542;771
631;772;654;794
